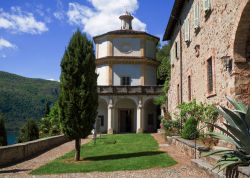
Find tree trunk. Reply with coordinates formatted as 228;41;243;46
75;138;81;161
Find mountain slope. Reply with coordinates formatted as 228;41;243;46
0;71;59;131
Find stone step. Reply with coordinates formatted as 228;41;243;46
212;146;230;151
191;158;224;178
202;154;221;166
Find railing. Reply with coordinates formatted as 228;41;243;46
97;85;163;95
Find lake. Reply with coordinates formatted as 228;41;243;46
7;131;18;145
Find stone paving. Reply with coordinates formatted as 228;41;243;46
0;134;211;178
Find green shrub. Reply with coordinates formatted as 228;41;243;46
18;119;39;143
161;118;181;136
181;117;198;140
0;114;7;146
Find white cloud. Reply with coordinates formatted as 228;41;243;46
54;0;65;20
66;0;146;36
0;38;16;49
47;78;59;82
0;7;48;34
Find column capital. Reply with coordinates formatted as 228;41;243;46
137;105;143;109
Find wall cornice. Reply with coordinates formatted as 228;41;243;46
95;56;159;66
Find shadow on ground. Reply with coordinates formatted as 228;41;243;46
0;169;31;174
83;151;165;161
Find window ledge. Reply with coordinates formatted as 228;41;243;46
206;92;216;98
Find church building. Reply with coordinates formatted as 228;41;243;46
94;12;162;134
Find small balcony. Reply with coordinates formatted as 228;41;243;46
97;85;163;95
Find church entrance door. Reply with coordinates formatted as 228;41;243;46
119;109;133;133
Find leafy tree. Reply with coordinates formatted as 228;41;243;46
59;30;98;161
44;101;51;117
18;119;39;143
0;114;7;146
154;44;171;106
40;102;61;136
156;44;171;85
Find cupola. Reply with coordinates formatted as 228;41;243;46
119;11;134;30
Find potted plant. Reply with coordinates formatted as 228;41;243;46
202;97;250;174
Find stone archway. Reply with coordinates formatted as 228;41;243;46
143;98;159;133
233;1;250;106
97;98;108;133
115;98;137;133
233;1;250;62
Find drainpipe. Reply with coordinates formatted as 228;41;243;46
178;19;183;132
179;20;183;104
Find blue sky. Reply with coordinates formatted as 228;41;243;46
0;0;174;81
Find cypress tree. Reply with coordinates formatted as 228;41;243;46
0;114;7;146
59;30;98;161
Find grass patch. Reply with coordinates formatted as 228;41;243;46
31;134;176;174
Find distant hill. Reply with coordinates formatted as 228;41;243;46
0;71;59;131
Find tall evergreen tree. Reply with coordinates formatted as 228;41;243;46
59;30;98;161
0;114;7;146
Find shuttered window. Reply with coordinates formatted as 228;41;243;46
184;19;190;42
194;2;200;29
177;84;180;105
203;0;211;12
121;76;131;86
207;58;213;93
175;41;180;59
188;76;191;101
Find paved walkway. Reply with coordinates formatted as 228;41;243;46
0;134;211;178
0;138;90;178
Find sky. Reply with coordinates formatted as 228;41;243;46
0;0;174;81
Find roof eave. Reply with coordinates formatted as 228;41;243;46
93;30;160;43
163;0;185;41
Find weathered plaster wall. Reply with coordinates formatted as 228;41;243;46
113;38;141;57
97;65;109;86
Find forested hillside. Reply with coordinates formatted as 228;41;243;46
0;71;59;131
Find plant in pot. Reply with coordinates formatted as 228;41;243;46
202;97;250;175
200;104;219;147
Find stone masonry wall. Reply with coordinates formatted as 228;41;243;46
168;0;250;115
0;135;69;167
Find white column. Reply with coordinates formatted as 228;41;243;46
161;106;164;117
136;99;143;133
108;98;114;134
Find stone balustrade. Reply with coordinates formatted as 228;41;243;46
97;85;163;95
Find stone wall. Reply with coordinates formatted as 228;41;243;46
168;136;209;158
0;135;69;167
168;0;250;114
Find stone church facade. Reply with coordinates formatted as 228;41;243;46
164;0;250;113
94;13;162;134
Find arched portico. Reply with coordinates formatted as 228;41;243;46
143;98;159;133
232;1;250;106
114;98;137;133
233;1;250;62
97;98;108;133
